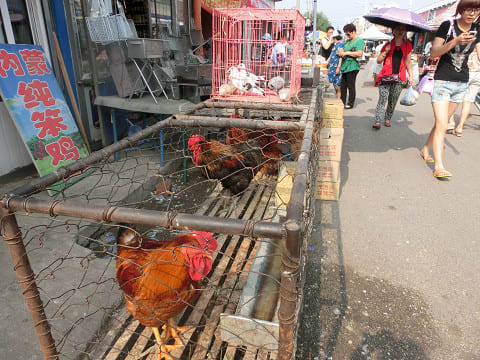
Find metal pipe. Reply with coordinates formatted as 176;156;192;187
277;220;301;360
204;101;306;112
172;115;305;130
1;196;284;239
0;208;58;360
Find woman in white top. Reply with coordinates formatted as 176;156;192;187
452;47;480;136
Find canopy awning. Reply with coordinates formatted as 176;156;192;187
360;26;392;41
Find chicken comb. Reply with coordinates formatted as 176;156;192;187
187;134;205;150
192;231;217;251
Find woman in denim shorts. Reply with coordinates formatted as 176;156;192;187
421;0;480;178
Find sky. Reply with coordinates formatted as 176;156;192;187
276;0;443;29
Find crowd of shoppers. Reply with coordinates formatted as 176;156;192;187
321;0;480;179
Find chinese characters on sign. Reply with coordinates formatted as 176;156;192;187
0;44;89;194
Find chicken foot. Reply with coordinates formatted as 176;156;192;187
151;319;190;360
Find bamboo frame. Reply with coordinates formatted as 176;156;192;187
0;88;319;360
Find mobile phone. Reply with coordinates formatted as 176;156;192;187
468;30;477;37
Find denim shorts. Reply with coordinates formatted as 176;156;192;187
431;80;468;103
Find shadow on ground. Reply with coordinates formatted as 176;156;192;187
296;200;441;360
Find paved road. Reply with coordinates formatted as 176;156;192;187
298;77;480;359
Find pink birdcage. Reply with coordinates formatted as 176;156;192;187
211;8;305;104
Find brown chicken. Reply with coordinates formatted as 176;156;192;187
116;227;217;360
226;127;283;178
188;134;262;195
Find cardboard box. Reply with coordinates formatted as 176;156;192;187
321;117;344;128
318;128;344;161
322;99;344;120
315;181;340;200
275;161;296;212
318;160;340;182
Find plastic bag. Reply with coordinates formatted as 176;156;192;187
417;73;435;95
400;86;417;106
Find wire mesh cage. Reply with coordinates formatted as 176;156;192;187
0;90;319;360
211;9;306;104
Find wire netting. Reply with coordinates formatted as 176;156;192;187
1;91;319;360
211;9;305;104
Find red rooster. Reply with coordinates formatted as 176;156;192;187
187;134;262;195
116;227;217;360
226;127;283;178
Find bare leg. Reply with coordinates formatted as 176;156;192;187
456;100;472;134
422;101;458;172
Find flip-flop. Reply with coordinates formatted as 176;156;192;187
447;122;455;132
433;169;452;178
420;152;434;163
454;129;463;137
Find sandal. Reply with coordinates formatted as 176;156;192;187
384;121;391;127
420;152;434;163
454;128;463;137
433;169;453;178
372;122;381;130
447;121;455;132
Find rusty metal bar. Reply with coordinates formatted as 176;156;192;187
278;88;318;360
171;115;306;130
0;207;58;360
204;100;306;112
277;220;301;360
1;196;284;239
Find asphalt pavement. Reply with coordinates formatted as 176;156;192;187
298;75;480;359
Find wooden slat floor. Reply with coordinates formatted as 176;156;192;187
89;181;280;360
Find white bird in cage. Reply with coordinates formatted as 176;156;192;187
227;66;247;93
268;76;285;91
237;63;265;95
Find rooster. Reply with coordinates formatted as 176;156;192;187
188;134;262;195
226;127;283;178
116;228;217;360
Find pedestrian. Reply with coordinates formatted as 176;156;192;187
372;24;414;129
450;47;480;136
337;23;364;109
321;26;335;60
326;35;345;98
420;0;480;178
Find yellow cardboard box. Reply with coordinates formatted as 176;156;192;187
322;98;344;120
275;161;297;213
318;160;340;182
318;128;344;162
321;117;344;128
315;181;340;200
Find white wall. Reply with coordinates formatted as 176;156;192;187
0;103;32;176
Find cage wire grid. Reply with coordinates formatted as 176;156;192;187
0;89;319;360
211;9;306;104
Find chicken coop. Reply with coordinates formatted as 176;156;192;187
0;88;321;360
211;9;305;104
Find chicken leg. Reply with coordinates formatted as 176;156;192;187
152;319;189;360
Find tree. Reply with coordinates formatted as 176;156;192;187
303;11;331;32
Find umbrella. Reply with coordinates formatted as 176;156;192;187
364;7;432;32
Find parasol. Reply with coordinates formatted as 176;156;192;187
364;7;432;32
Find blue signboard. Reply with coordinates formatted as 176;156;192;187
0;44;90;194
